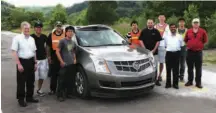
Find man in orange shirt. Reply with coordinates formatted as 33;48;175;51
126;20;142;47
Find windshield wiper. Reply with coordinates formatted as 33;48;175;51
96;44;124;46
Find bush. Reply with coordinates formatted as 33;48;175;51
205;12;216;48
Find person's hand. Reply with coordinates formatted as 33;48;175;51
60;62;65;68
151;50;156;54
34;64;37;71
17;64;24;73
74;59;77;64
48;57;52;64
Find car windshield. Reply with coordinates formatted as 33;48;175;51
76;28;127;47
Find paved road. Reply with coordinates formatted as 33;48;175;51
1;31;216;113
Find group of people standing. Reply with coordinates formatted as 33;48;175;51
11;21;77;107
11;14;208;107
126;14;208;89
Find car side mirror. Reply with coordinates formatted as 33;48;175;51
122;40;129;45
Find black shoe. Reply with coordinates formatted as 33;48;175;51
158;76;162;81
58;97;65;102
48;90;56;95
173;85;179;89
165;84;171;88
26;98;39;103
185;81;193;86
18;100;27;107
196;84;203;89
179;76;184;82
155;80;161;86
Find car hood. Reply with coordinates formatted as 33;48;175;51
82;45;150;61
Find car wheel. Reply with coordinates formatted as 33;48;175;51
75;66;90;99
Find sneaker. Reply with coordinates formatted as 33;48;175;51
37;90;46;97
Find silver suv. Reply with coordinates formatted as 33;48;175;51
72;25;157;98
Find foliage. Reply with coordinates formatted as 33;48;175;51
183;4;199;28
86;1;118;25
166;15;179;25
49;4;68;27
67;9;88;25
205;12;216;48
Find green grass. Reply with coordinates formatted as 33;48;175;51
203;49;216;64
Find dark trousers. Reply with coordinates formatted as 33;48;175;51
186;50;203;85
57;64;76;97
17;58;35;100
49;62;60;92
179;46;187;77
165;51;180;86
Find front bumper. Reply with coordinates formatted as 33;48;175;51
86;69;156;97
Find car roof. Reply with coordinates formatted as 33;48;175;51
73;24;112;30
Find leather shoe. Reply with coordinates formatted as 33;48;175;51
185;81;193;86
155;80;161;86
26;98;39;103
165;85;171;88
18;100;27;107
196;84;203;89
173;85;179;89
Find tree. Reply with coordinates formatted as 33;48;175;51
26;11;45;26
49;4;67;27
205;12;216;48
166;15;179;25
9;8;28;28
86;1;118;25
183;4;199;28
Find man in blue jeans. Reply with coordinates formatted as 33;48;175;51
56;26;77;101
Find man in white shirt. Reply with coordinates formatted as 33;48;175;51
164;23;184;89
11;21;39;107
154;14;170;85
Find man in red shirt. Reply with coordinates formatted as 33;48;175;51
184;18;208;88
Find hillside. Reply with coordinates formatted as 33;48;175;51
23;6;53;16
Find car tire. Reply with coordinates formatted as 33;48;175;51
75;66;90;99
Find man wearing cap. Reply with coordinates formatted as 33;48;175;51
56;26;76;102
47;21;65;95
31;21;48;96
184;18;208;88
11;21;39;107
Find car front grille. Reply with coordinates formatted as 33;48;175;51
114;58;150;72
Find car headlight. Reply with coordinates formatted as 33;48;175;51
148;52;156;67
90;55;110;74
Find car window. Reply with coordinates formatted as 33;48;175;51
76;29;126;47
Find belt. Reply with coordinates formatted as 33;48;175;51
19;57;34;60
188;49;202;52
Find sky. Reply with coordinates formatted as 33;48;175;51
4;0;86;7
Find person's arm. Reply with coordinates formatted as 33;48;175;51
11;36;24;72
184;30;189;43
56;40;65;67
46;33;52;63
203;30;208;44
126;32;132;43
138;30;146;48
152;30;163;53
73;43;77;64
